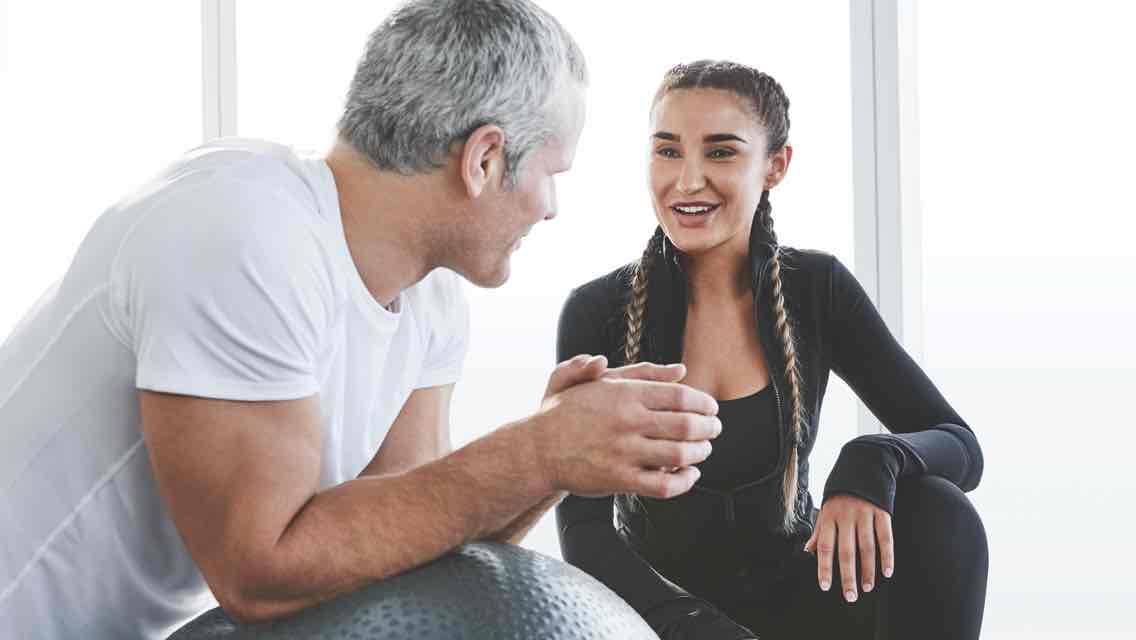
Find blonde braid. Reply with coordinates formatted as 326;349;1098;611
769;246;806;533
623;230;663;364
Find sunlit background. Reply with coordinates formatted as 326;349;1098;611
2;1;1134;637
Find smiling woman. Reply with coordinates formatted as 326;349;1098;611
554;59;986;639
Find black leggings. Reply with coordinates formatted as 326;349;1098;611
712;475;988;639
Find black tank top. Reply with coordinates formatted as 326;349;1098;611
696;385;780;492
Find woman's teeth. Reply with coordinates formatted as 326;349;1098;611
673;204;718;215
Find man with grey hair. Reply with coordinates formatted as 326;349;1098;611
0;1;720;637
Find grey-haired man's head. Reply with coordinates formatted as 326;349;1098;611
337;0;588;188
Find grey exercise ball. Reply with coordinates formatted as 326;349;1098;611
167;542;659;640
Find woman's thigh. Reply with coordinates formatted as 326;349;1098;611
719;550;880;639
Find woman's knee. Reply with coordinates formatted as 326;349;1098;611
892;475;988;572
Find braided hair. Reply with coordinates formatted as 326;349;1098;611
625;60;806;534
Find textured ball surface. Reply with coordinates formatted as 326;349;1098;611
168;542;658;640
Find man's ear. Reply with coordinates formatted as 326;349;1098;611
460;124;506;199
764;144;793;190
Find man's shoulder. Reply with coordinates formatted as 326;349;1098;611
132;139;333;251
170;138;320;204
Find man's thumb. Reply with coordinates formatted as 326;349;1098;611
547;355;607;395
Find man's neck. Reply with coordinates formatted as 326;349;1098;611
324;141;452;308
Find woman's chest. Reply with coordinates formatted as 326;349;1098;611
679;301;771;400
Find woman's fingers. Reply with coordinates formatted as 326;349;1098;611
838;518;858;602
876;510;895;579
857;512;877;593
815;518;836;592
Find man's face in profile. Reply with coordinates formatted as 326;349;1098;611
464;80;587;288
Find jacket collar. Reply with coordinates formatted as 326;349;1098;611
644;216;779;365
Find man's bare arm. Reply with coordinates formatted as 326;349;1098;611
140;358;719;624
357;385;454;479
357;384;554;546
140;389;552;624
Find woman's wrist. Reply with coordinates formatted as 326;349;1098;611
822;438;901;514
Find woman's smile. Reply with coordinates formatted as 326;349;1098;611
671;200;722;228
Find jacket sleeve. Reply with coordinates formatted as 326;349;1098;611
822;256;984;514
553;285;695;626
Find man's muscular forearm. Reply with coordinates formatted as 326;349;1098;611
228;416;552;623
483;491;568;545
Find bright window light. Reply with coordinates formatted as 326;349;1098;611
919;1;1136;636
0;1;201;338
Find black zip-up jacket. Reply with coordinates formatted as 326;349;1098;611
554;222;984;631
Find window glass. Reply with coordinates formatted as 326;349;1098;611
919;1;1136;634
0;0;201;337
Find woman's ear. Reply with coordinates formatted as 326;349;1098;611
460;124;506;199
764;144;794;190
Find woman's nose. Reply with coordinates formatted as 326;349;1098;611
677;157;706;194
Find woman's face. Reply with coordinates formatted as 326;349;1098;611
648;88;785;257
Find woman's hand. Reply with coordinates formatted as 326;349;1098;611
803;494;894;603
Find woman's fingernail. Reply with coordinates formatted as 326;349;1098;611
845;590;858;603
863;582;873;593
884;567;893;578
820;580;830;591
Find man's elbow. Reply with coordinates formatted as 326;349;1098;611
211;557;306;625
217;592;283;626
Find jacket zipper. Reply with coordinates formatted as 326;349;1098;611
753;257;786;484
720;257;788;527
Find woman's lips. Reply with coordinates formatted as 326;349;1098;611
671;203;720;228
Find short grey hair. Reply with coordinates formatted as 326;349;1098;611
337;0;588;186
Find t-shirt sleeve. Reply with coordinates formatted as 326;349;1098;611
413;269;470;389
117;175;336;401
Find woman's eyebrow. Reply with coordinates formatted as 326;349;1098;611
704;133;747;144
651;131;748;144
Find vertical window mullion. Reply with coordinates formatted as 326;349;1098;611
849;0;923;435
202;0;237;141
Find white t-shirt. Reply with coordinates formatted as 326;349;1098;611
0;138;470;639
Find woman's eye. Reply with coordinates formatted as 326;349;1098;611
656;147;680;158
708;148;736;159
